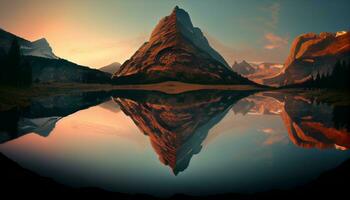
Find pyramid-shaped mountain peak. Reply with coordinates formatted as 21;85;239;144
113;7;254;85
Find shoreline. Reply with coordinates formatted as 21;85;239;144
1;81;349;111
0;81;263;111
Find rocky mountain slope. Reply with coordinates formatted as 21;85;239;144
112;6;252;85
264;31;350;86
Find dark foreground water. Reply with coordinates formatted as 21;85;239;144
0;90;349;197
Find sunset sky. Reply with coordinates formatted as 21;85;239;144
0;0;349;68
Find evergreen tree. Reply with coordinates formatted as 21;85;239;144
7;38;21;85
0;38;32;87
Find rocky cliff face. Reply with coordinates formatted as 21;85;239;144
264;31;350;86
112;7;252;85
113;90;252;174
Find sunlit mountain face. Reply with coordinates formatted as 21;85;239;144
0;90;349;196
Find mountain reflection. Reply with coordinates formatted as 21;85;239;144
113;90;350;174
112;90;253;175
0;91;114;143
233;92;350;150
1;89;349;175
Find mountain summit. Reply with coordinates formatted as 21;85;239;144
0;28;58;59
112;6;252;85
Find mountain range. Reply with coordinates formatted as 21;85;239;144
0;28;111;83
1;7;348;87
112;6;253;85
231;61;284;85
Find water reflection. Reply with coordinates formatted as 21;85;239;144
233;92;350;150
0;91;114;143
113;90;252;174
0;89;349;196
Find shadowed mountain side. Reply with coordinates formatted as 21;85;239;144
112;90;253;174
0;91;115;144
99;62;121;75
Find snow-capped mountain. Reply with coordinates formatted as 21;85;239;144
0;28;111;83
21;38;58;59
231;60;284;85
0;28;58;59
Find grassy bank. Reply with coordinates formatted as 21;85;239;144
0;83;120;111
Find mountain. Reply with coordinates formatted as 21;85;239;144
112;6;252;85
26;56;111;83
264;31;350;86
231;61;283;85
99;62;121;74
0;28;111;83
113;90;252;174
0;28;58;59
231;60;255;75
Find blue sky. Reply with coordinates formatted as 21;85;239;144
0;0;349;67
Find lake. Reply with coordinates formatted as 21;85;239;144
0;89;349;197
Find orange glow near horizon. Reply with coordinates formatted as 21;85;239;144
0;1;149;68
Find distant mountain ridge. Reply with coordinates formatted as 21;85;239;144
99;62;121;74
231;60;255;75
113;6;253;85
231;60;283;85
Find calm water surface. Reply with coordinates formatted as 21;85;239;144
0;90;349;197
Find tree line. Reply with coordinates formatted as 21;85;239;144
283;60;350;89
0;38;32;87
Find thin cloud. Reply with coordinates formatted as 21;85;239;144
205;32;288;64
264;32;288;50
